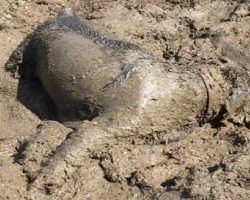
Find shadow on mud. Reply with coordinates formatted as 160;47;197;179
4;33;57;121
17;79;57;120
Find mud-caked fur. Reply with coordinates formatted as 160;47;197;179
5;8;150;87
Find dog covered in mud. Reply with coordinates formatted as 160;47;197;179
5;7;250;199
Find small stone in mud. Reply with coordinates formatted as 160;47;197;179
0;21;8;30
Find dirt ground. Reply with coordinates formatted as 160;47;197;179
0;0;250;199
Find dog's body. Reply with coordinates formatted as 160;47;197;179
5;9;211;196
12;8;201;129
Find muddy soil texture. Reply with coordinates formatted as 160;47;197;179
0;0;250;200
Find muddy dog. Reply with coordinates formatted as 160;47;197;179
5;7;250;199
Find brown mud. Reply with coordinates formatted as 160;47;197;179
0;0;250;200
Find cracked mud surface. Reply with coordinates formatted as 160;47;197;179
0;0;250;199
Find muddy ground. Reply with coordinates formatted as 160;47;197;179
0;0;250;199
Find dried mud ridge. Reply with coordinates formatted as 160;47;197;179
1;1;250;200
